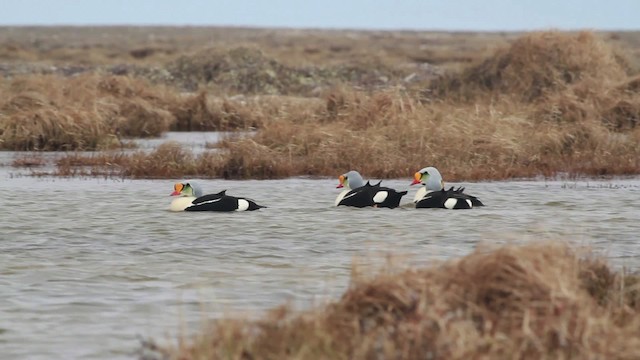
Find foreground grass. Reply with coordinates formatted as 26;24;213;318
144;242;640;360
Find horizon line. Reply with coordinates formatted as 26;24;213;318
1;23;639;33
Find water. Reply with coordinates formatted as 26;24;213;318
1;153;640;359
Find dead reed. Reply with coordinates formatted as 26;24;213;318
4;30;640;180
428;31;631;102
0;74;263;151
203;31;640;180
47;83;640;180
11;153;46;167
146;241;640;360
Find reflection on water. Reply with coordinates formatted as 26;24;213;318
0;132;251;172
1;167;640;359
132;131;251;153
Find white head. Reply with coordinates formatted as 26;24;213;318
336;170;366;190
411;167;444;191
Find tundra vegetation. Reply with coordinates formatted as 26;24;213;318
3;28;640;359
1;28;639;180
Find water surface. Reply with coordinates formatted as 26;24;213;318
1;162;640;359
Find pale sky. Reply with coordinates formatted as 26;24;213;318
0;0;638;31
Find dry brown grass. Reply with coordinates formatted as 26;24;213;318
428;31;632;102
203;31;640;180
209;84;640;180
0;27;515;73
11;153;46;167
146;242;640;360
0;74;263;150
51;142;214;178
47;84;640;180
4;29;640;180
169;92;290;132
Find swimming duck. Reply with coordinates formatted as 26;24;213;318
411;167;484;209
335;170;407;208
170;181;265;212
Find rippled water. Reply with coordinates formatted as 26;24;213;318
1;152;640;359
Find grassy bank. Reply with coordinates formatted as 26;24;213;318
143;241;640;359
0;74;272;151
3;30;640;180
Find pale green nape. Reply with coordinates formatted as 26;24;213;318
182;183;195;196
181;181;204;197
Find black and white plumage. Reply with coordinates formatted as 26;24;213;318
335;170;407;208
411;167;484;210
170;181;265;212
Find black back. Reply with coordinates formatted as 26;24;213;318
338;186;376;208
186;190;265;212
415;186;484;209
338;182;407;209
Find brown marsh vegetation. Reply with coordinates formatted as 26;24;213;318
4;28;640;359
1;28;640;180
144;241;640;359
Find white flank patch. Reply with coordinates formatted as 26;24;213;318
466;199;473;208
236;199;250;211
373;191;389;204
334;190;350;206
444;198;457;209
413;187;428;203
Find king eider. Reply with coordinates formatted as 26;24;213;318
170;181;265;212
335;170;407;208
411;167;484;209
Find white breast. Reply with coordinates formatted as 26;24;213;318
334;189;349;206
170;196;196;211
413;186;428;203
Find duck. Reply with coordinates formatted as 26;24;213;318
410;167;484;209
169;181;265;212
335;170;407;208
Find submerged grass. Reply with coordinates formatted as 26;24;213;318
145;242;640;360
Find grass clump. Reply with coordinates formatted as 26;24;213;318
166;46;416;96
7;29;640;180
147;242;640;359
429;31;631;102
0;74;173;150
0;74;264;151
167;46;316;94
199;31;640;180
47;85;640;180
169;91;276;131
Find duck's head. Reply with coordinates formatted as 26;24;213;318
336;170;366;189
411;167;444;191
170;181;203;197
